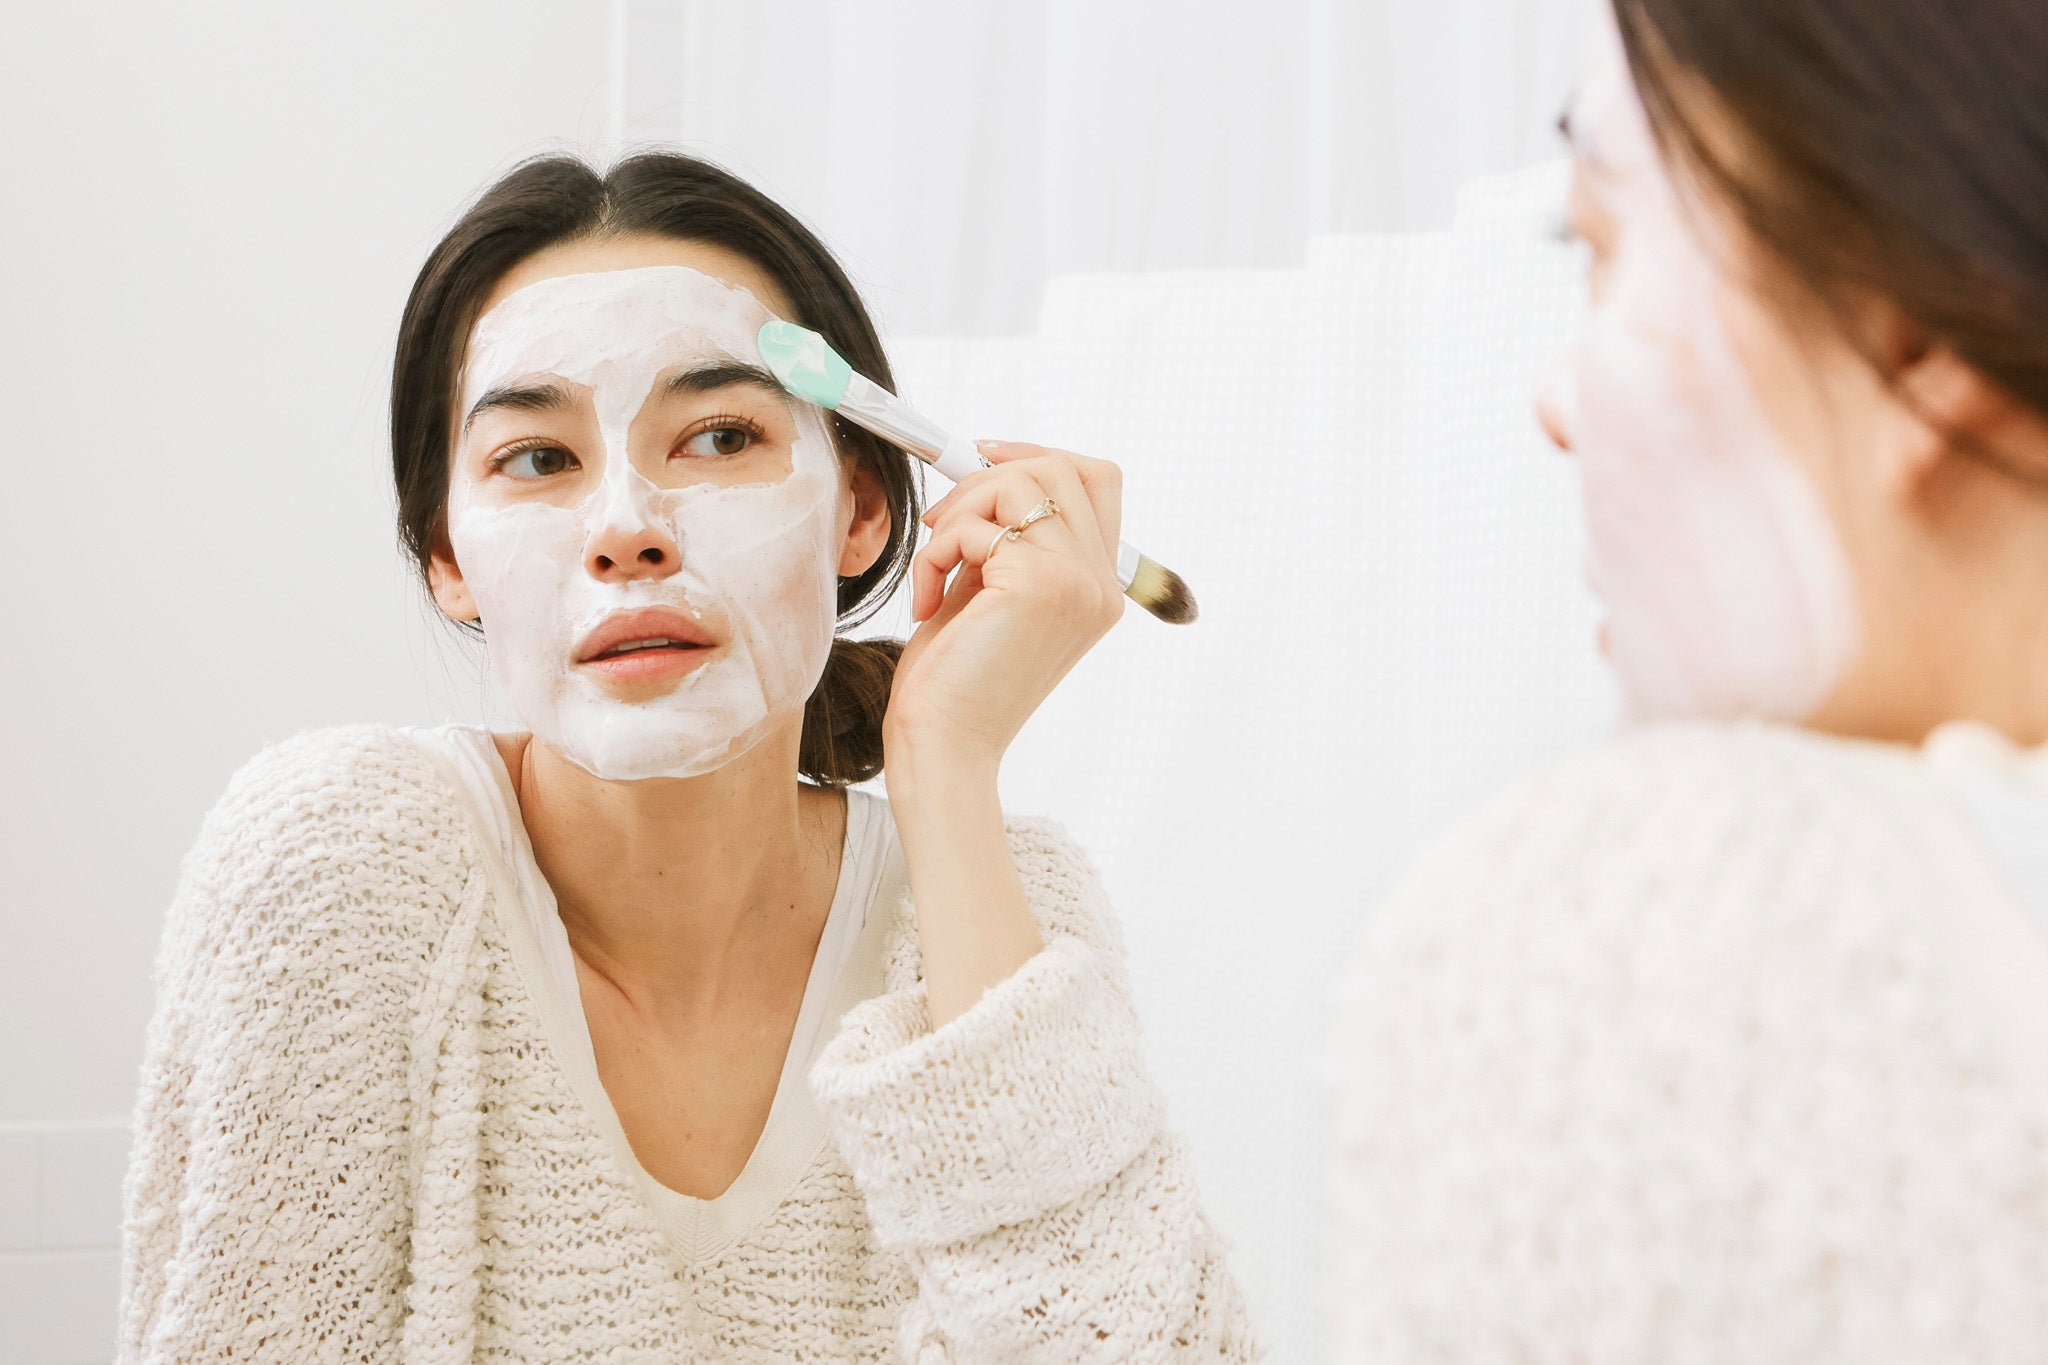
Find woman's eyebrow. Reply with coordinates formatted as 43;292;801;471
464;378;575;432
665;358;787;399
463;360;785;433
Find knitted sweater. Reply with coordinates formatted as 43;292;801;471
120;726;1255;1362
1328;722;2048;1362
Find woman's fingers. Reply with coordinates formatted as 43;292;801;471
911;493;1123;631
982;443;1124;549
908;444;1134;627
928;447;1115;556
917;471;1092;605
923;461;1113;575
924;443;1125;558
911;504;1064;617
912;513;1007;622
912;499;1086;616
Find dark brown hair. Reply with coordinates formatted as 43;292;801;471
1614;0;2048;472
391;152;919;786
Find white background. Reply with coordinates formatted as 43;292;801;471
1;1;1595;1358
638;0;1593;334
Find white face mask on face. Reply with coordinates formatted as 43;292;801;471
448;266;843;781
1551;14;1861;724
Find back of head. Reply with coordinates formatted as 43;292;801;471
1614;0;2048;472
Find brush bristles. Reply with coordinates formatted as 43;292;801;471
1124;555;1198;625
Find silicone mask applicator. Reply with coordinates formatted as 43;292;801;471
758;320;1197;626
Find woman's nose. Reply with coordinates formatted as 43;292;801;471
1534;358;1577;456
584;517;681;582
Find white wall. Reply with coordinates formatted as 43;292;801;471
2;0;614;1128
0;2;610;1354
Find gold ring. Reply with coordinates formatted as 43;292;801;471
984;498;1061;564
1011;497;1060;535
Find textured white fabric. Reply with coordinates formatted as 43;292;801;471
401;724;594;1073
1328;722;2048;1361
884;160;1604;1360
119;725;1256;1361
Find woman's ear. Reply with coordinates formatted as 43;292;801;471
427;524;480;622
838;457;894;579
1890;336;2043;498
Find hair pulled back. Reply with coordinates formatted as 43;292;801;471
391;152;918;786
1613;0;2048;481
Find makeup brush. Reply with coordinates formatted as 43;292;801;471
757;320;1197;626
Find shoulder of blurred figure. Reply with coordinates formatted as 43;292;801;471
1351;720;1969;968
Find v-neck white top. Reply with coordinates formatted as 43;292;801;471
405;723;901;1263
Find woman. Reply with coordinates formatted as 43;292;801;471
1331;0;2048;1359
119;153;1254;1361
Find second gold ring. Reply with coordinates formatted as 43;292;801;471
985;497;1061;562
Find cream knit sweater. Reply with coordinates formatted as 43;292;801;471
120;726;1255;1362
1329;722;2048;1362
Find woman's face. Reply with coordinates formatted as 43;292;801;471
1535;14;1864;725
432;235;870;781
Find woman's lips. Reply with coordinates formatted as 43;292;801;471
582;641;716;687
573;606;721;691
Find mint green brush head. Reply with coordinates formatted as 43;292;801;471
758;320;852;409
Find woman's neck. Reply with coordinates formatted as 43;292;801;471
1808;463;2048;749
496;726;845;1010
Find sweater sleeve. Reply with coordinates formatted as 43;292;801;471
1326;722;2048;1363
119;728;471;1363
810;818;1259;1362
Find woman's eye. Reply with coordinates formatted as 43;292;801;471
499;445;577;479
681;426;755;458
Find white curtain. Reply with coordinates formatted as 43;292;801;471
617;0;1597;335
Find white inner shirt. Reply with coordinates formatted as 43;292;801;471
406;723;901;1265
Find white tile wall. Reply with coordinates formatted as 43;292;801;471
36;1130;129;1253
0;1133;37;1252
0;1125;127;1365
0;1252;120;1365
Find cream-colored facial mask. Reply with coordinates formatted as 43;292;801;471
1549;15;1860;723
449;266;841;781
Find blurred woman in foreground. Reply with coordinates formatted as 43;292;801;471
1331;0;2048;1358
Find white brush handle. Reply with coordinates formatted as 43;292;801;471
929;435;993;484
837;374;989;481
835;372;1142;584
1115;541;1141;592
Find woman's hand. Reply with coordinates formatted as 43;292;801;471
882;441;1126;1027
883;441;1127;777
